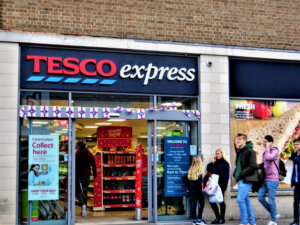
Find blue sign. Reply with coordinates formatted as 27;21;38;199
164;137;190;197
20;46;198;95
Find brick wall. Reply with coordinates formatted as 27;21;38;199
1;0;300;51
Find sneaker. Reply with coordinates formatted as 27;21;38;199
81;204;87;217
196;219;207;225
275;214;281;220
267;221;277;225
192;219;198;225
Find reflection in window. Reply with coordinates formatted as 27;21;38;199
157;96;198;110
20;91;68;106
72;93;153;108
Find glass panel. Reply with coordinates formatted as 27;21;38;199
230;99;299;190
72;93;153;108
157;96;198;110
18;119;69;224
20;91;69;106
156;121;198;221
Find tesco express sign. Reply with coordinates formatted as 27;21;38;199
21;47;198;95
26;55;196;85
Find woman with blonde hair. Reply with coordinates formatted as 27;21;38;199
183;156;206;225
206;149;230;224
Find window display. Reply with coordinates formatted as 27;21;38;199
230;99;300;188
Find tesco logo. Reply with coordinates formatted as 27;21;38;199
26;55;196;86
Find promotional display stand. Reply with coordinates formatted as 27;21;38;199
92;126;141;211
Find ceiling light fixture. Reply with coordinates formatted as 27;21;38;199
84;126;99;129
95;123;112;125
32;121;49;124
107;119;126;122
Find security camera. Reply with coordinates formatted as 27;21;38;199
206;60;212;67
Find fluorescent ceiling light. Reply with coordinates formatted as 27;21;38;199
84;126;99;129
162;102;183;107
138;136;148;138
33;124;42;127
107;119;126;122
95;123;112;125
156;127;166;130
32;121;49;124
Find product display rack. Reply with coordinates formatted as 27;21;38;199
101;149;136;209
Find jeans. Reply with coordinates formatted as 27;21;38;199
189;190;205;220
258;180;279;222
294;183;300;223
237;180;256;225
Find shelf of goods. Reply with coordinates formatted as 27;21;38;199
93;126;138;211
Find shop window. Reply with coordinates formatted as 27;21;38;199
20;91;69;106
18;119;69;224
230;99;299;190
72;93;153;108
157;96;198;110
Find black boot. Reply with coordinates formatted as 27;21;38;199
211;218;219;224
218;217;225;224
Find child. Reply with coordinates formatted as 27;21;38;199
183;156;206;225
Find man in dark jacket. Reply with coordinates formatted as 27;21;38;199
76;141;97;217
233;133;258;225
290;138;300;225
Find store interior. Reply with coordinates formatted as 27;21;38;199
75;118;149;222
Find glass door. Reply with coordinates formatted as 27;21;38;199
18;118;70;225
154;120;198;222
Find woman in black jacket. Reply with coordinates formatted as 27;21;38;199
183;156;206;225
206;149;230;224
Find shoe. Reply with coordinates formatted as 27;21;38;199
197;219;207;225
211;218;219;224
218;218;225;224
192;219;198;225
276;214;281;220
81;204;87;217
267;221;277;225
290;222;299;225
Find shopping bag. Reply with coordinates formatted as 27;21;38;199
209;184;224;203
203;174;219;196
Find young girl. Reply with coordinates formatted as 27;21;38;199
183;156;206;225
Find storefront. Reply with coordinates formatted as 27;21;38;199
1;32;300;225
229;58;300;190
17;45;201;225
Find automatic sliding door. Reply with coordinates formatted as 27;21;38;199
155;121;198;222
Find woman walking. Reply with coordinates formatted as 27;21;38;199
257;135;280;225
183;156;206;225
206;149;230;224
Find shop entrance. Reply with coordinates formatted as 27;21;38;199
74;118;149;224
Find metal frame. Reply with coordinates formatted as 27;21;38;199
17;91;200;225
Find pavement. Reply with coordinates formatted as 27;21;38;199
79;218;294;225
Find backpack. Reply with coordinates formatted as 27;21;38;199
273;159;287;181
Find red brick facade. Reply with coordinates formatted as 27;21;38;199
1;0;300;50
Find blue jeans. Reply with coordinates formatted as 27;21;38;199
237;180;256;225
258;180;279;222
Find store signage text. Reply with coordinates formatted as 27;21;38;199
26;55;196;86
21;46;198;95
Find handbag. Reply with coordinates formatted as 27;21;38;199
203;174;219;196
209;184;224;203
